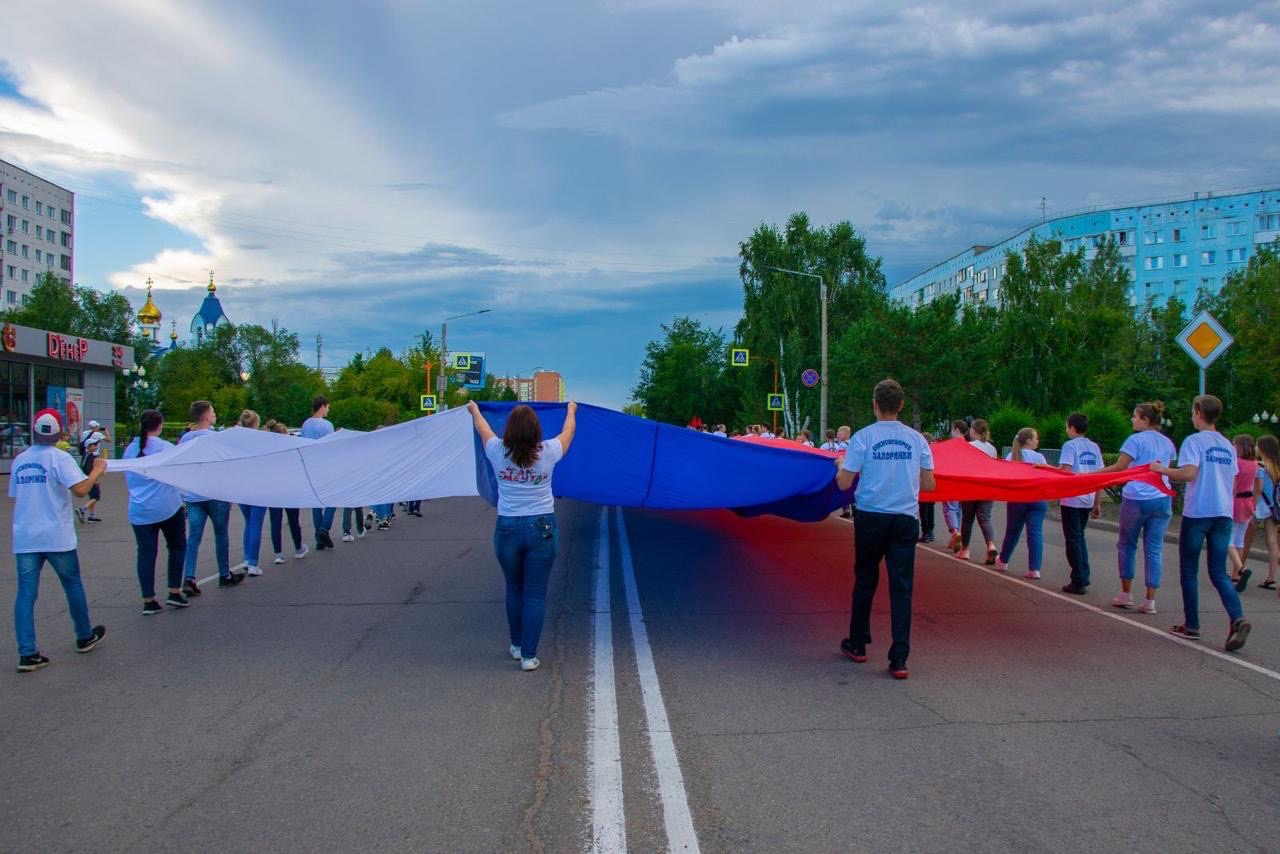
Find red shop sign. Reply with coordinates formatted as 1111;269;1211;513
48;332;89;362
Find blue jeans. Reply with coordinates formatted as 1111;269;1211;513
1179;515;1243;630
270;507;303;553
942;501;961;532
311;507;336;538
372;503;393;521
342;507;366;535
1117;496;1172;589
493;514;558;659
185;499;231;580
132;508;187;599
999;501;1048;570
240;504;267;567
14;550;93;656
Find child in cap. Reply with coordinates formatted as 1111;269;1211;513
10;408;107;672
77;431;105;523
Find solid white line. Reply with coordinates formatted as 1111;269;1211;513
834;515;1280;683
591;506;627;853
615;508;700;854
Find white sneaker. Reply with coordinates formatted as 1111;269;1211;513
357;528;367;539
1138;598;1157;614
509;645;522;661
273;553;286;565
1112;592;1134;609
245;564;263;577
994;558;1008;572
341;533;354;543
521;657;540;671
956;548;970;560
295;545;309;559
1024;570;1041;579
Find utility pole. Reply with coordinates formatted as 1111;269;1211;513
1040;196;1047;223
315;333;322;373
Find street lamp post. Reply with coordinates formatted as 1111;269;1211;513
438;309;492;410
763;266;828;440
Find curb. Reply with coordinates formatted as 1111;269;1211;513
1046;510;1274;564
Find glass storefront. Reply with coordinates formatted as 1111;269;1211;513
0;360;85;458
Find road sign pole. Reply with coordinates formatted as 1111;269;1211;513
1200;368;1205;397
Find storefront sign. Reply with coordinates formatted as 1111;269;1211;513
111;344;125;368
47;333;90;362
2;324;15;352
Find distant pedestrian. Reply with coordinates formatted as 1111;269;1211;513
837;379;935;680
467;400;578;672
957;418;999;563
713;424;727;438
836;425;853;518
1227;434;1260;592
1097;402;1175;614
181;400;240;592
994;428;1050;579
264;419;308;564
300;395;337;550
76;431;105;523
10;408;107;672
819;429;840;452
1058;413;1104;595
122;409;189;615
1151;395;1251;651
942;421;967;550
1245;435;1280;591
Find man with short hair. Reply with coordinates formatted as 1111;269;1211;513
10;408;107;672
300;395;337;550
836;379;936;679
181;401;241;591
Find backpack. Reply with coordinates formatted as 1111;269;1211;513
1271;480;1280;524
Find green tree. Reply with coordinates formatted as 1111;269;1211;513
633;317;743;426
1198;243;1280;425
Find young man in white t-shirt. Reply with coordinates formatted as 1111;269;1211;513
1151;395;1251;651
1058;413;1104;595
10;409;108;672
835;425;853;517
835;379;936;679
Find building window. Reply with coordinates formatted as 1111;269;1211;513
4;291;13;304
59;254;70;271
1200;277;1215;291
1258;213;1280;231
48;208;56;220
1146;281;1163;294
1144;256;1164;270
60;210;71;225
20;220;28;234
5;215;13;229
5;240;14;254
1143;230;1164;245
1200;224;1215;239
34;250;41;263
60;231;70;247
5;266;12;278
1227;247;1247;262
4;190;13;204
1172;228;1185;242
34;225;41;239
1201;250;1216;265
19;245;27;258
34;202;42;215
46;232;54;244
20;195;28;209
19;269;27;282
1227;220;1245;236
1172;279;1187;295
20;294;28;306
1116;231;1129;245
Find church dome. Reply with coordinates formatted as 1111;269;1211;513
137;280;162;325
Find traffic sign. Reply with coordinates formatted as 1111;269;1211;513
767;393;784;412
1176;310;1233;395
730;348;749;367
420;394;437;411
447;352;487;389
453;354;471;370
800;368;819;388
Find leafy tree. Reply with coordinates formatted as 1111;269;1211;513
633;317;743;426
1198;243;1280;426
329;396;399;431
622;402;646;418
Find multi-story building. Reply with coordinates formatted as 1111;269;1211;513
495;370;566;403
0;159;74;308
890;186;1280;310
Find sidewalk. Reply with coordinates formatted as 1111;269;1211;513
1046;503;1275;565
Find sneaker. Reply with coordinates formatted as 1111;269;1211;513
410;510;423;517
142;599;163;616
294;545;310;560
1169;624;1201;640
1225;618;1252;652
510;644;522;661
165;592;191;608
889;661;910;680
273;553;286;565
948;531;962;552
341;533;354;543
245;565;263;577
956;548;970;560
217;573;245;588
984;548;998;566
1233;568;1252;593
75;625;106;653
1111;592;1134;609
364;512;374;529
75;506;86;524
840;638;868;663
377;520;390;530
993;558;1008;572
1137;598;1157;614
17;653;49;672
521;657;540;671
182;578;202;597
357;528;367;539
87;516;103;523
1024;570;1041;579
317;530;334;550
1061;583;1088;595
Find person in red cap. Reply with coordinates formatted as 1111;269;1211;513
9;408;108;672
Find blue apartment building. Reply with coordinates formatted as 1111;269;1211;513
889;186;1280;309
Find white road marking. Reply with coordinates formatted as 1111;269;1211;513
615;508;701;853
834;514;1280;684
591;506;627;853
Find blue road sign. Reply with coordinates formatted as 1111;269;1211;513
801;369;819;388
420;394;437;411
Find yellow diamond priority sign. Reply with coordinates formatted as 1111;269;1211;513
1176;310;1233;370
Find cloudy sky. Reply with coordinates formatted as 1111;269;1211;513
1;1;1277;407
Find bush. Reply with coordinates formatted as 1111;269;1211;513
986;403;1036;453
329;396;398;432
1080;402;1131;454
1036;413;1067;449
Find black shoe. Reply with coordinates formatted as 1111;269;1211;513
142;600;163;616
839;510;852;519
1234;568;1252;593
317;529;334;550
182;578;202;597
17;653;49;672
1061;583;1088;595
75;625;106;653
166;592;191;609
409;510;423;517
1225;618;1252;652
840;638;868;663
889;660;910;680
217;573;245;588
364;512;374;529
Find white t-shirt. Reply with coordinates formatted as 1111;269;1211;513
123;436;184;525
760;431;775;439
1059;436;1104;508
970;439;997;459
840;420;934;517
1005;448;1048;465
1118;430;1175;501
177;428;216;502
1179;430;1238;519
300;417;334;440
485;437;564;517
9;444;87;553
819;441;840;452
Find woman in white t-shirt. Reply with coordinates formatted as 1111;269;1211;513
1096;401;1176;614
1245;435;1280;591
958;418;999;563
468;401;577;672
1150;395;1250;651
994;427;1050;578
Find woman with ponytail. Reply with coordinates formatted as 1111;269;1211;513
958;418;999;564
237;410;269;576
994;427;1050;578
1246;435;1280;591
265;420;308;564
122;409;189;614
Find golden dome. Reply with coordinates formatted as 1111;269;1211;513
169;321;178;341
207;270;217;293
137;280;162;325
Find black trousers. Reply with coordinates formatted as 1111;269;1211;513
918;502;935;537
1061;506;1092;587
849;510;919;664
132;507;187;599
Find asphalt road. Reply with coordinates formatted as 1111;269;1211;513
2;475;1278;853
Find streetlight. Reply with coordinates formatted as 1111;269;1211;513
438;309;492;410
763;266;828;440
1252;411;1278;424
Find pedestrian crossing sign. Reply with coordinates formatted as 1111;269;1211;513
453;354;471;370
420;394;437;411
731;348;749;367
767;393;784;411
